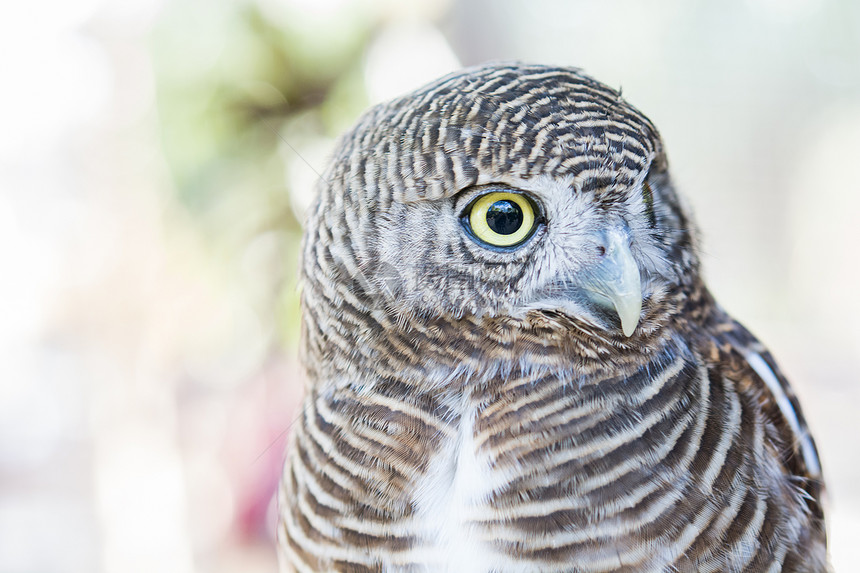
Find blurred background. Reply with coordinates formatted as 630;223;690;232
2;0;859;571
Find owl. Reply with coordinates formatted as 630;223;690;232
278;63;827;572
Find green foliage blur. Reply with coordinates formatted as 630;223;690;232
150;0;379;347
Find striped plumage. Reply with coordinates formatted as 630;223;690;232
278;63;827;572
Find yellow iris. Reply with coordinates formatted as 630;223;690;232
468;191;536;247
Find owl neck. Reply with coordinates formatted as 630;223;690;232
302;302;689;392
300;254;714;387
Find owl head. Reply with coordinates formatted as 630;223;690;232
301;63;700;366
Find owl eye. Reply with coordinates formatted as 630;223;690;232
465;191;537;248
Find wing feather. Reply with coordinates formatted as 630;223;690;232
701;307;825;521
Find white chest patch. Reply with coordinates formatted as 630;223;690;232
406;411;500;572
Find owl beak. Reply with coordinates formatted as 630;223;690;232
578;230;643;337
528;228;643;337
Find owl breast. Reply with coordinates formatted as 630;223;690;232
407;409;502;571
281;337;819;572
396;348;703;572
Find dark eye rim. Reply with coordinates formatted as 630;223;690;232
459;188;546;251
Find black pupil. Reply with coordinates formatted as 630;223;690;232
486;200;523;235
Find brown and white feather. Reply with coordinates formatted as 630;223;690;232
278;63;827;572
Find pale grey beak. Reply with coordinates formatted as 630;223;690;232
529;228;643;337
578;230;643;337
